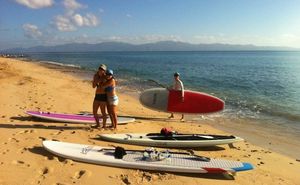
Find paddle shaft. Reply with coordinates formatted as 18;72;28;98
147;79;168;89
98;147;210;161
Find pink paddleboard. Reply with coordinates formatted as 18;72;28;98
139;88;224;114
25;111;135;124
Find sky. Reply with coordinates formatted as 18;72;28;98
0;0;300;50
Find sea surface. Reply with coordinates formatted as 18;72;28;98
24;51;300;156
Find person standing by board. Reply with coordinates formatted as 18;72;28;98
92;64;108;128
169;72;185;121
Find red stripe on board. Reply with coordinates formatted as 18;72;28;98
202;167;227;173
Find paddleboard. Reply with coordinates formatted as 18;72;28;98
99;133;243;147
43;140;253;175
139;88;224;114
25;111;135;125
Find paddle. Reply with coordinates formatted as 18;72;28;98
147;79;168;89
97;145;210;162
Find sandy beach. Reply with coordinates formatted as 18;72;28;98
0;57;300;185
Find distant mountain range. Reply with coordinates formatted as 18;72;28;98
1;41;298;53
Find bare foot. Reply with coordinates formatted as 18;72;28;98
91;125;100;128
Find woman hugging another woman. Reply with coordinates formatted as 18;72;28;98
102;69;118;129
92;64;108;128
92;64;119;130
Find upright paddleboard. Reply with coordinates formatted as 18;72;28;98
99;133;243;147
139;88;224;114
25;111;135;125
43;140;253;175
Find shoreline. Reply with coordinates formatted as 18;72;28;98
1;57;300;184
23;57;300;160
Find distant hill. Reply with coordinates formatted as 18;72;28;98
1;41;297;53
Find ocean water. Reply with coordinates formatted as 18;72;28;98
25;51;300;136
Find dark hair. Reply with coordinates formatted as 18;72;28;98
174;72;180;77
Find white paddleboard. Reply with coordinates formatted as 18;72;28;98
43;140;253;174
99;133;243;147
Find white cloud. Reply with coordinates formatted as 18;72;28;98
63;0;83;10
72;13;99;27
72;14;84;26
54;15;77;31
126;14;132;18
53;13;99;31
278;34;300;47
22;24;42;38
193;34;229;44
192;33;300;48
139;35;182;43
15;0;54;9
52;0;99;32
101;35;182;44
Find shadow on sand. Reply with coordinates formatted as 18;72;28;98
29;146;67;162
0;123;88;130
2;115;89;130
10;116;68;123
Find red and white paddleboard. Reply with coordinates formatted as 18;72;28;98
139;88;224;114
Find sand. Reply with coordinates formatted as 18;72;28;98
0;57;299;185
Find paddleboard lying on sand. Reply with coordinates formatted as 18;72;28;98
25;111;135;125
139;88;224;114
99;133;243;147
43;140;253;175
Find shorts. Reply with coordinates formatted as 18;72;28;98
108;95;119;106
94;93;107;102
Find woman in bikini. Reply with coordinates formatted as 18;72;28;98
102;69;118;129
92;64;108;128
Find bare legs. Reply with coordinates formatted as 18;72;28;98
92;100;107;128
180;114;184;122
108;105;118;129
169;113;185;122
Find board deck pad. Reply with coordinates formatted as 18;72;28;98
25;111;135;124
139;88;224;114
43;140;253;174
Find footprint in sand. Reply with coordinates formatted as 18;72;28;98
12;160;24;165
51;131;62;136
39;137;46;141
63;159;74;165
11;160;30;167
16;130;29;135
120;174;131;185
19;147;28;154
73;170;89;180
39;167;49;176
35;167;51;184
42;166;52;174
8;137;19;143
2;149;9;155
